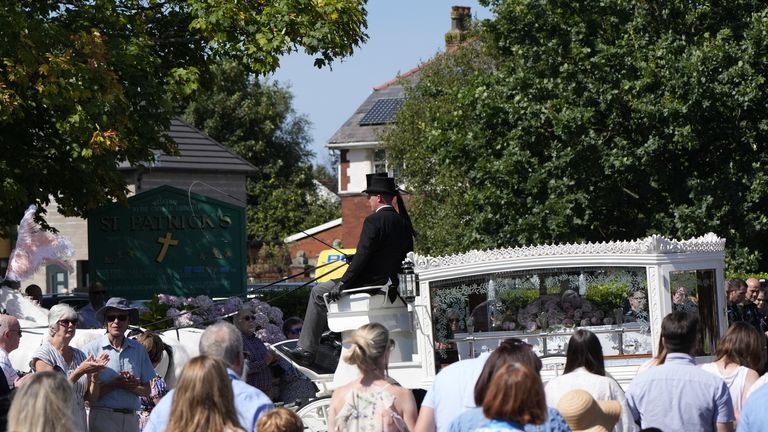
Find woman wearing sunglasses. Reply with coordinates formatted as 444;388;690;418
30;304;109;431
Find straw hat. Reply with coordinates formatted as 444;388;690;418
556;389;621;432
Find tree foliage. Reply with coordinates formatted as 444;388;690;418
0;1;366;228
385;0;768;271
183;61;339;242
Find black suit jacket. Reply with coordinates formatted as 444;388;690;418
340;206;414;289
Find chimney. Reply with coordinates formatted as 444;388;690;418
445;5;471;53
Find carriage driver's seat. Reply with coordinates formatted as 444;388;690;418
325;284;414;371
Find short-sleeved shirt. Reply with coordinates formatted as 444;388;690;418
143;368;273;432
449;407;571;432
0;349;17;390
31;340;89;430
422;352;491;432
738;382;768;431
474;419;525;431
84;335;156;411
626;353;734;432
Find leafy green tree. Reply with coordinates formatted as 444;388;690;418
386;0;768;272
0;1;366;228
183;61;340;242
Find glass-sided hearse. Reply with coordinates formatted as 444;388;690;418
410;233;727;388
276;233;726;430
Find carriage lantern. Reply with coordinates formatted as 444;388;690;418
398;258;419;302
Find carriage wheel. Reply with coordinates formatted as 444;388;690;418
297;396;332;432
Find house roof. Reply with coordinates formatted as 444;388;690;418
327;69;421;148
121;118;257;174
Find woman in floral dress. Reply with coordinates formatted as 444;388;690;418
328;323;417;432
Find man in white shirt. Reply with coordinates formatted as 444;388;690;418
0;315;21;390
415;352;491;432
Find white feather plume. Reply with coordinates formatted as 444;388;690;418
4;205;75;282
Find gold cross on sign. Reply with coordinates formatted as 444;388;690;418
156;232;178;263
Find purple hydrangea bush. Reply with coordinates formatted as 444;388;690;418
144;294;286;343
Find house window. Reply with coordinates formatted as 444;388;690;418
373;149;402;180
373;149;387;174
46;264;68;293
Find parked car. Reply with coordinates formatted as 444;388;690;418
40;293;90;311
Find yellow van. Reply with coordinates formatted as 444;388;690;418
315;248;356;282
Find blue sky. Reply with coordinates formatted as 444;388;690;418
270;2;494;167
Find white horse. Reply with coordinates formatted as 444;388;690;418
1;287;201;388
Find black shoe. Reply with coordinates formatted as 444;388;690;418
285;346;316;367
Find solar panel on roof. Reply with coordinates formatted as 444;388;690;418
359;98;405;126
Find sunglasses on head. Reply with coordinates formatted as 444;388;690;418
500;338;532;349
58;318;78;327
105;314;128;322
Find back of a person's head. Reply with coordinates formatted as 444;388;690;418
137;331;168;364
564;329;606;376
715;321;766;371
24;284;42;301
167;355;240;431
256;407;304;432
344;322;390;374
8;371;73;432
474;338;541;405
482;362;547;425
199;321;243;367
661;311;698;354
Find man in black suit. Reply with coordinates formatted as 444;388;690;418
287;174;415;366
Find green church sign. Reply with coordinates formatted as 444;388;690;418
88;186;247;300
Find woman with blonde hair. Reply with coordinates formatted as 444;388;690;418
30;303;108;430
165;355;244;432
7;371;74;432
700;321;764;422
329;323;418;431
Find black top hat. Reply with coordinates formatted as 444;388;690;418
363;174;398;195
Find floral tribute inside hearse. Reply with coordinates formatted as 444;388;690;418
411;234;726;376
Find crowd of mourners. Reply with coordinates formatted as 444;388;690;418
2;277;768;431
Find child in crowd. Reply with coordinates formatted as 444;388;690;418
255;407;303;432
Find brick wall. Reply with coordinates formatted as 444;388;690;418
341;195;369;247
340;193;414;248
287;224;344;266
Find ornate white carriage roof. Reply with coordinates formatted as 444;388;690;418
412;233;725;272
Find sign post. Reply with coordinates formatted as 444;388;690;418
88;186;247;299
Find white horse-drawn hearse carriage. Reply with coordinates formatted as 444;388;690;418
270;232;728;431
1;233;728;431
